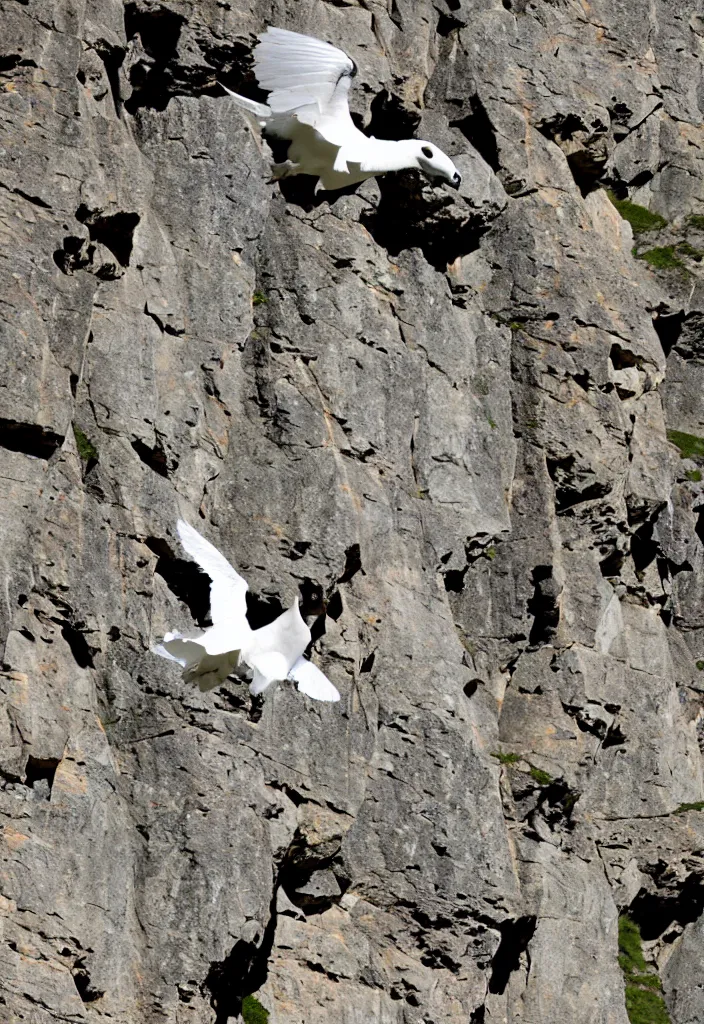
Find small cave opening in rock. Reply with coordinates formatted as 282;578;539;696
58;620;96;669
360;170;488;271
437;10;464;36
338;542;364;584
124;2;185;112
360;651;375;673
202;915;276;1024
73;959;104;1003
463;678;481;699
25;755;60;795
131;437;171;478
536;112;607;196
146;536;212;626
244;591;286;631
205;41;264;103
527;565;560;646
325;590;343;621
450;95;500;172
652;308;685;357
443;567;467;593
93;40;125;114
609;343;642;371
630;518;658;573
53;235;93;275
75;205;140;267
279;858;345;918
536;778;581;830
366;89;421;141
488;915;536;994
628;875;704;941
546;454;611;513
0;418;64;460
602;722;627;748
599;546;625;578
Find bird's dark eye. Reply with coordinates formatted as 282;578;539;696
422;146;433;158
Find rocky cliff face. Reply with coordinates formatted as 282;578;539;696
2;1;704;1021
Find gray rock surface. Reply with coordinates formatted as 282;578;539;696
1;0;704;1021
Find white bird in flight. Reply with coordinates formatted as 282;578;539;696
153;520;340;702
222;26;462;193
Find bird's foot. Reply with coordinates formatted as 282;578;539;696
269;160;301;181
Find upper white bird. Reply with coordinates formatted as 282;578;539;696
222;27;462;193
153;520;340;702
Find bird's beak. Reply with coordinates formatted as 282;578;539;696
447;172;462;190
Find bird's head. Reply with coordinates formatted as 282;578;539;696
298;580;326;619
414;142;462;189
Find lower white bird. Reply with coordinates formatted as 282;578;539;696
153;520;340;702
222;27;462;193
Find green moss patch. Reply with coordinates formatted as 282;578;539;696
625;986;670;1024
618;916;670;1024
73;425;99;462
607;192;667;233
491;751;520;765
529;766;553;786
677;240;704;262
637;246;684;271
674;801;704;814
685;469;702;482
667;429;704;461
252;291;268;306
619;917;648;975
242;995;270;1024
686;214;704;231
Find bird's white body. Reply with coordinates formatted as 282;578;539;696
153;520;340;702
223;27;462;192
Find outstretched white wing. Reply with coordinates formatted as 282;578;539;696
176;520;249;629
253;27;357;143
288;656;340;702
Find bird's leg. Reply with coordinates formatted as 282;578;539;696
269;159;302;181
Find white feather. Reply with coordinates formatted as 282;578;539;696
253;27;356;140
247;652;290;695
288;656;340;702
154;522;340;704
176;519;250;633
220;27;462;194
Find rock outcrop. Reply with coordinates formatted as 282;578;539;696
1;1;704;1021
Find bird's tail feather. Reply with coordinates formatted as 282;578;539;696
220;84;271;125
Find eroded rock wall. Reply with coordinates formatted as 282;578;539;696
1;1;704;1022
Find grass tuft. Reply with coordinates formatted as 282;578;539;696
607;192;667;233
624;986;670;1024
242;995;270;1024
529;766;553;786
674;801;704;814
252;291;268;306
667;429;704;461
685;469;702;482
686;214;704;231
73;425;99;462
637;246;684;271
618;916;671;1024
491;751;521;765
677;240;704;262
618;917;648;975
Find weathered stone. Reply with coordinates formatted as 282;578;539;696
1;0;704;1022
